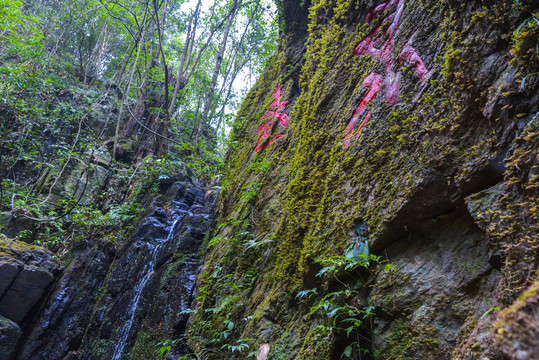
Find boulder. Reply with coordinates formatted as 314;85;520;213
0;315;21;360
37;147;111;207
0;235;61;323
0;265;55;323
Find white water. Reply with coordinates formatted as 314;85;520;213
111;216;182;360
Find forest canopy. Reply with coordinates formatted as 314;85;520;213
0;0;277;247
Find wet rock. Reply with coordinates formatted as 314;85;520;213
166;181;187;199
0;315;21;360
18;181;216;360
0;262;18;299
72;183;216;359
18;247;113;360
0;266;55;323
134;217;168;239
185;187;205;206
19;246;62;274
152;207;169;221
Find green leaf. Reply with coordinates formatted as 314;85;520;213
342;345;353;358
480;306;501;319
156;345;171;355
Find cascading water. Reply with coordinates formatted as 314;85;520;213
111;212;183;360
17;183;215;360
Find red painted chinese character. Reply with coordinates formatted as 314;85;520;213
255;85;289;152
344;0;431;147
343;73;383;147
399;30;430;80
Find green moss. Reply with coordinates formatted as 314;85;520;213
375;319;443;360
266;330;294;359
0;233;45;258
128;328;167;360
297;324;333;360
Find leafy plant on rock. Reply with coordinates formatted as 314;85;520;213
298;254;392;359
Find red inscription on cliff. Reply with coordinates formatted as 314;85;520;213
343;0;431;147
255;85;289;152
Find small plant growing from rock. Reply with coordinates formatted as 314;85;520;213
296;253;391;359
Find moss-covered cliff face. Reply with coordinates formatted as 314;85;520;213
187;0;538;359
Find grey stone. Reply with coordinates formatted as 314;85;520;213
0;262;19;299
0;266;54;323
0;237;60;323
37;147;111;207
495;281;539;360
0;213;12;229
0;315;21;360
370;210;501;359
466;182;506;232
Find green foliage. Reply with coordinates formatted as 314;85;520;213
172;140;223;179
0;1;278;358
0;0;46;108
70;203;141;240
480;306;501;319
296;288;318;300
0;0;43;61
221;337;253;353
239;181;263;203
316;254;392;279
509;11;539;67
300;254;389;359
243;234;273;249
155;339;180;358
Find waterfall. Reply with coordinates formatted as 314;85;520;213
111;214;183;360
16;183;215;360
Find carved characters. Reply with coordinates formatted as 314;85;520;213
343;0;431;147
255;85;289;152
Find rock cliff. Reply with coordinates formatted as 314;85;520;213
187;0;538;359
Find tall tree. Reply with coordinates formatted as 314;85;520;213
199;0;241;130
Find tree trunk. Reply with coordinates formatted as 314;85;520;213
112;26;147;161
167;0;202;121
197;0;240;138
153;0;170;158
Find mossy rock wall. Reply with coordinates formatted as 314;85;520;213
188;0;538;359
